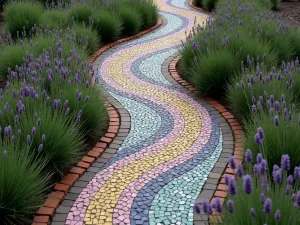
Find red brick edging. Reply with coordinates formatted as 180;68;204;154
168;55;245;207
32;18;164;225
188;0;213;14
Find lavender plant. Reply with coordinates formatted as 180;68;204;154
194;153;300;225
0;128;51;225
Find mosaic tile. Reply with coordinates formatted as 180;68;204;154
62;1;228;225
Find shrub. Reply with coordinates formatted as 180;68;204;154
4;1;43;38
245;109;300;171
72;24;100;54
0;34;89;79
227;63;294;123
190;49;239;96
67;3;93;25
116;5;142;36
0;139;50;225
135;0;158;29
195;153;300;225
92;10;122;43
203;0;218;11
227;30;279;67
40;9;68;30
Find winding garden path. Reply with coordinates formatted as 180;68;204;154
51;1;236;225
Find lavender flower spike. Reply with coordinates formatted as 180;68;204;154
264;198;272;214
254;133;262;145
245;149;252;164
27;135;31;145
250;208;255;217
229;156;236;170
213;198;223;213
237;164;244;178
243;175;252;194
257;127;264;139
281;154;290;171
202;200;209;213
260;193;266;204
194;201;201;214
227;200;234;213
256;153;263;164
294;167;300;180
274;116;279;126
228;178;237;196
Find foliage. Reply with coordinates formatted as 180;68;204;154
91;10;123;43
67;3;93;25
72;24;100;54
4;1;43;38
40;9;68;30
0;139;50;225
203;0;218;11
190;49;238;96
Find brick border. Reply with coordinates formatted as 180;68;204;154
32;18;163;225
188;0;213;14
165;55;245;224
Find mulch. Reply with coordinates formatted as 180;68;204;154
277;1;300;27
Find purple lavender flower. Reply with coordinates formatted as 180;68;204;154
254;133;262;145
253;163;260;174
237;164;244;178
243;175;252;194
11;135;15;143
274;101;280;112
273;169;282;184
37;118;41;126
275;210;280;221
38;144;43;152
229;156;236;170
286;185;291;195
245;149;252;164
294;167;300;180
194;201;201;214
292;194;296;202
259;160;267;174
15;115;19;125
252;96;256;104
281;154;290;171
228;178;237;196
213;198;223;213
260;193;266;204
227;200;234;213
78;93;82;101
274;116;279;126
63;100;68;108
241;81;245;89
206;204;213;215
256;154;263;164
297;192;300;206
250;208;255;217
27;135;31;145
287;175;294;185
42;134;46;142
225;175;230;185
65;107;70;115
257;127;264;139
202;200;209;213
264;198;272;214
252;105;257;113
32;127;36;136
270;95;275;104
84;96;89;103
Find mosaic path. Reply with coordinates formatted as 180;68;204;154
51;1;233;225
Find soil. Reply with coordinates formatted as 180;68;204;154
277;1;300;27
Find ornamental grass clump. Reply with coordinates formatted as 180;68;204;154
227;60;295;123
0;131;51;225
194;153;300;225
4;1;43;38
40;9;69;30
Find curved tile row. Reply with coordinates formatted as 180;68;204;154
62;1;228;225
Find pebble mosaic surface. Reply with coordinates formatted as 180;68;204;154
64;0;224;224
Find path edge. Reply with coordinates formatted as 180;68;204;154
32;18;164;225
165;55;245;224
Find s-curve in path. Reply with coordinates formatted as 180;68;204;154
55;1;234;225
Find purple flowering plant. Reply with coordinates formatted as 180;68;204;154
194;152;300;224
